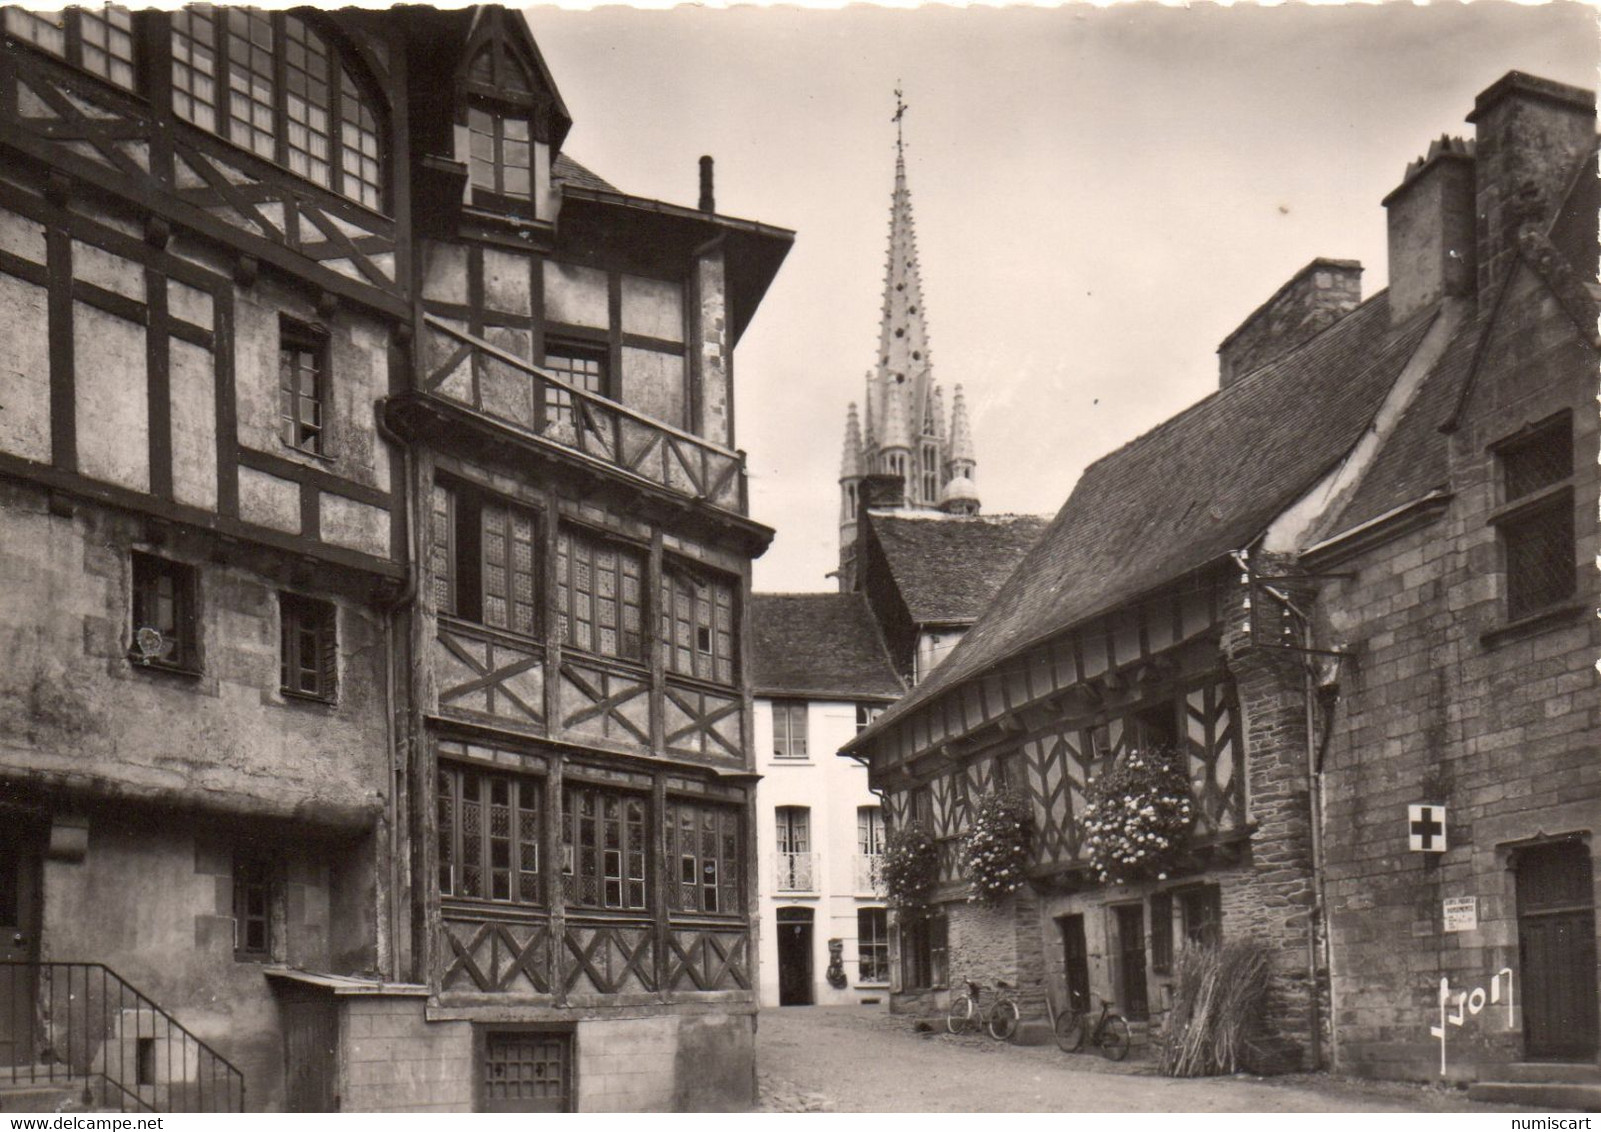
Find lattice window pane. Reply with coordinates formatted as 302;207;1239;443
226;9;275;159
1504;427;1571;500
338;66;382;209
1506;502;1575;619
5;8;65;55
77;8;134;89
283;16;332;187
171;7;218;132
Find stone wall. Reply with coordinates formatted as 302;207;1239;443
341;999;472;1112
1316;255;1599;1082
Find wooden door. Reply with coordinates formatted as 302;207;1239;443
1517;842;1598;1060
1114;904;1149;1021
1058;915;1090;1013
777;907;814;1006
0;828;40;1068
481;1030;570;1113
283;993;339;1112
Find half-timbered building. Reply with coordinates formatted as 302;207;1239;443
0;4;790;1112
843;71;1598;1083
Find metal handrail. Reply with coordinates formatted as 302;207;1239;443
0;961;245;1112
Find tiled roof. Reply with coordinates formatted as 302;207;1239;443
864;288;1434;736
553;153;618;194
871;512;1051;626
750;593;906;701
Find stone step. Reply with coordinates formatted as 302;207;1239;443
1011;1018;1054;1046
1466;1082;1601;1111
1497;1063;1601;1085
0;1083;88;1113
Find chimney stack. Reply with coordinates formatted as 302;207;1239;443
1217;259;1363;388
1466;72;1594;297
1383;136;1477;326
698;155;715;213
858;472;906;510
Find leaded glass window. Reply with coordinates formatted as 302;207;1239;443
438;764;542;906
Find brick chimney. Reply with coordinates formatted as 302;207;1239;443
1383;137;1477;326
1217;259;1363;388
1466;71;1595;297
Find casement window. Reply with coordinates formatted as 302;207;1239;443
661;566;736;685
858;908;890;984
1149;891;1174;974
1180;885;1222;948
858;807;884;856
279;594;336;702
1493;414;1575;621
479;1029;571;1114
541;339;608;433
900;910;947;990
462;38;540;212
561;783;647;912
770;701;807;759
438;765;542;906
131;553;198;672
4;7;135;90
279;320;327;456
664;799;741;916
431;481;540;638
855;703;883;734
774;806;812;892
468;101;532;200
169;8;384;210
233;855;274;960
555;526;644;662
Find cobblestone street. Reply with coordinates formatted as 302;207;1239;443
754;1007;1533;1113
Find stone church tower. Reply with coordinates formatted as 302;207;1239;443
839;95;979;584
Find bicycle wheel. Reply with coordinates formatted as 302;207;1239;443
987;997;1021;1043
1054;1007;1086;1053
946;995;976;1035
1100;1015;1131;1061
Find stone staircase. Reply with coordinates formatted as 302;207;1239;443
1467;1063;1601;1111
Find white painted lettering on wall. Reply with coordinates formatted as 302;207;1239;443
1428;968;1513;1075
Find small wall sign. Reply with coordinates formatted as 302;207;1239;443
1443;896;1477;932
1408;803;1447;852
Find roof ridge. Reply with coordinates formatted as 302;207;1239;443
1077;288;1394;481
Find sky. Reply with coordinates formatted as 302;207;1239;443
524;2;1599;593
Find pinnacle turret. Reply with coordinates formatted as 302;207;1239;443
949;384;975;468
841;403;864;479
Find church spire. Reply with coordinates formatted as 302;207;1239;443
869;87;934;465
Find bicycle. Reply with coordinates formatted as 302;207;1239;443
1053;992;1130;1060
946;978;1021;1042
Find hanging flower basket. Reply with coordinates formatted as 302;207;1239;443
882;822;939;918
1081;745;1194;886
959;790;1032;904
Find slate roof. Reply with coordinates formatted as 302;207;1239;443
750;593;906;701
857;287;1436;739
553;153;619;194
871;513;1051;626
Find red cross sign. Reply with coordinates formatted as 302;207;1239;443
1409;804;1447;852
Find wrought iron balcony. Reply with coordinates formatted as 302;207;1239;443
417;315;748;514
854;853;886;896
0;961;244;1112
774;852;817;894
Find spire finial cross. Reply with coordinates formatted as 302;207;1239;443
892;84;908;154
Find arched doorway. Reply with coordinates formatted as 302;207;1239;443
777;906;814;1006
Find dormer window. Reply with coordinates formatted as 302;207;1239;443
460;33;548;219
468;101;531;199
4;7;135;90
169;8;384;211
